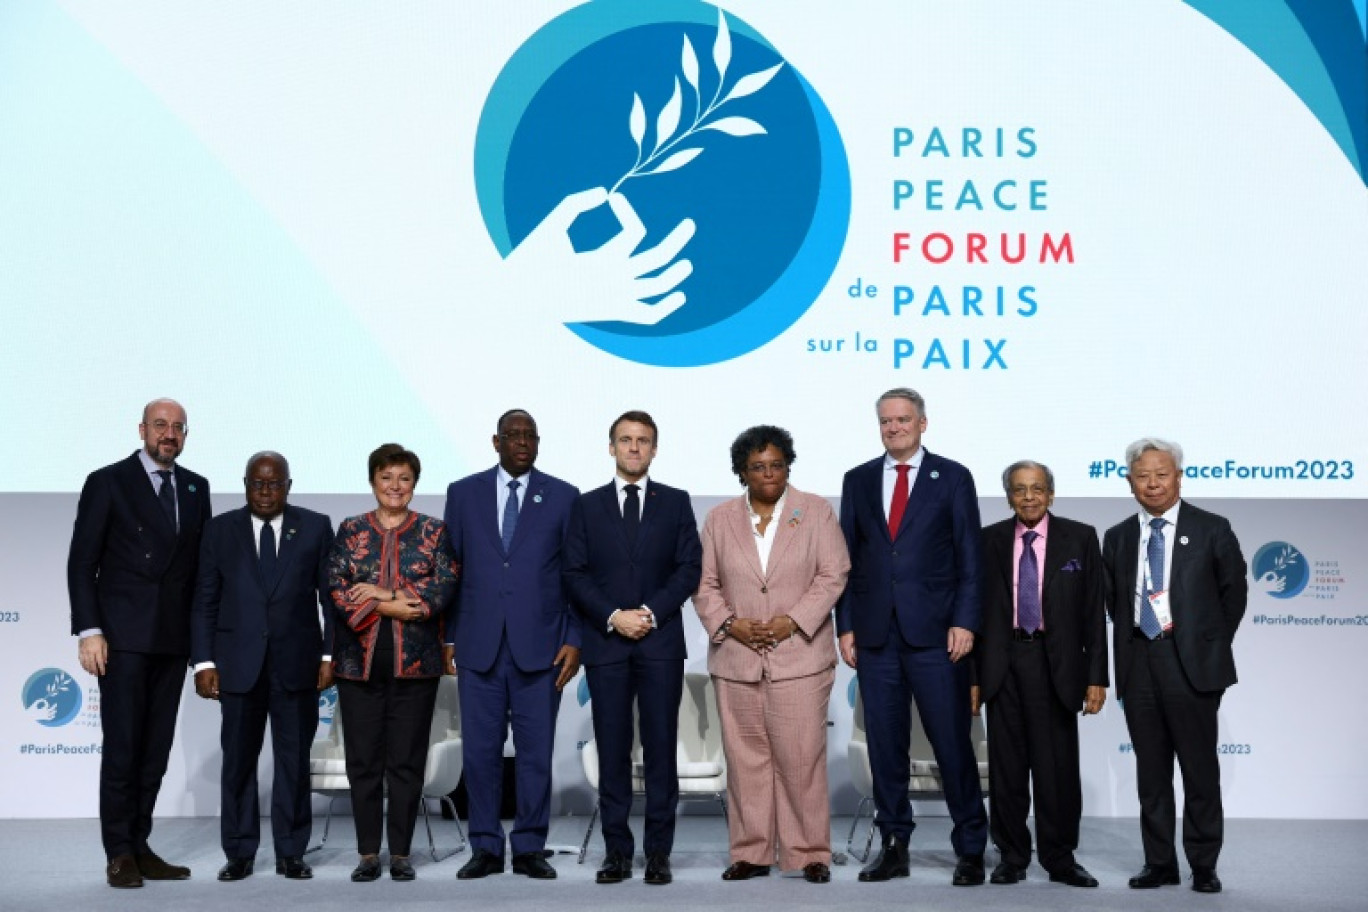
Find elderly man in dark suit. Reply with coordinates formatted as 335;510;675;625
443;409;581;880
564;410;702;886
835;387;988;887
1103;438;1246;894
68;398;211;888
973;460;1107;888
190;451;334;882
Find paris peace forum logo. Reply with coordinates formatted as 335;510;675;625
1250;541;1310;600
474;0;850;367
21;668;82;728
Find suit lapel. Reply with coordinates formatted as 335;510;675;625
264;506;303;596
725;499;766;585
479;468;503;554
992;521;1015;599
1169;502;1194;609
596;483;631;553
636;483;661;557
507;469;549;556
763;490;801;580
1040;517;1063;622
895;451;937;541
860;458;889;543
121;454;177;544
1117;517;1140;612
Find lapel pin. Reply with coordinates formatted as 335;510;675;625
187;483;197;492
1179;535;1189;545
929;470;939;479
533;494;543;504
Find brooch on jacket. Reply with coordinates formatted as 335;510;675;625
1060;558;1082;573
787;508;803;528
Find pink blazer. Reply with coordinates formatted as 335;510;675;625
694;487;851;683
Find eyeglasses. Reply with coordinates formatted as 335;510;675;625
500;430;540;442
147;420;188;435
1009;485;1050;497
247;480;288;493
747;460;788;474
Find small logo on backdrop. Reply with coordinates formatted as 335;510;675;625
22;668;82;728
577;675;592;707
318;686;338;724
847;675;859;709
474;0;850;366
1251;542;1310;599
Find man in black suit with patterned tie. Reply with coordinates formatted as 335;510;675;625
564;411;702;886
68;398;211;888
191;451;335;882
1103;438;1246;894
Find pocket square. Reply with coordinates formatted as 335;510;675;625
1060;558;1082;573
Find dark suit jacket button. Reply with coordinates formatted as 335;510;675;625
891;551;898;558
145;552;152;559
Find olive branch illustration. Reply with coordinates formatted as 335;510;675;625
1270;546;1298;573
610;7;783;193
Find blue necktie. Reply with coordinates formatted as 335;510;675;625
1140;517;1165;639
1017;530;1041;633
155;470;177;531
502;479;521;553
259;521;278;581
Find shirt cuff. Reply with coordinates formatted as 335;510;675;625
641;605;657;628
321;655;332;662
192;661;216;673
607;608;620;633
77;628;103;639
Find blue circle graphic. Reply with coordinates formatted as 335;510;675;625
1250;541;1310;600
474;0;850;366
22;667;82;728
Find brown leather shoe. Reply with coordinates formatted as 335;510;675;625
137;851;191;880
107;854;144;889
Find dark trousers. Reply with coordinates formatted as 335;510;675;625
219;653;319;859
337;658;438;856
985;638;1082;873
859;638;987;857
98;650;186;860
587;656;683;858
1122;636;1224;871
459;636;561;857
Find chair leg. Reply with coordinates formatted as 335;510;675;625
306;794;338;855
861;809;878;863
577;805;599;864
845;795;872;861
420;796;466;862
442;795;468;854
717;792;728;821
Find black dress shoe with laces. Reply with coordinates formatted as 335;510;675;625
512;852;557;879
952;854;986;886
350;856;382;882
858;834;910;881
1048;863;1099;887
457;849;506;879
720;861;770;880
1129;863;1181;888
275;856;312;879
217;858;254;882
596;852;632;884
1191;868;1222;893
990;861;1027;884
644;853;672;885
390;856;416;881
107;854;143;889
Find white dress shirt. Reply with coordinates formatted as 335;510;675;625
1132;500;1182;626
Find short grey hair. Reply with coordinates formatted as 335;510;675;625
876;387;926;418
1125;438;1184;471
1001;460;1055;494
245;450;290;478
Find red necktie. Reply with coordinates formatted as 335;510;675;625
888;464;910;538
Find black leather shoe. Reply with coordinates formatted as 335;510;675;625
1192;868;1222;893
952;854;986;886
512;852;557;879
137;851;191;880
803;862;831;883
721;861;770;880
390;856;416;881
1129;864;1181;888
596;852;632;884
107;855;143;889
350;856;381;883
990;862;1027;884
858;834;910;881
644;853;672;885
457;849;505;879
217;858;254;882
275;856;311;879
1049;863;1099;888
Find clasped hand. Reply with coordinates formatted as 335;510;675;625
728;615;798;653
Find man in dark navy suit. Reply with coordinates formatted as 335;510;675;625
68;398;211;888
443;409;581;880
564;411;702;886
835;387;988;886
190;451;334;882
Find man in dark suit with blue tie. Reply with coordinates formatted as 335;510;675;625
835;388;989;886
443;409;582;880
563;411;702;886
190;451;334;882
68;398;211;888
1103;438;1246;894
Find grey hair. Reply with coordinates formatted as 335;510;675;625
1001;460;1055;494
245;450;290;478
1125;438;1184;471
876;387;926;418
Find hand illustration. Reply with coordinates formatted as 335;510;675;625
507;187;695;326
26;698;57;722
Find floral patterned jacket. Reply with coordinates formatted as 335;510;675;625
327;512;457;680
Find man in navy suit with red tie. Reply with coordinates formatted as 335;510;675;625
563;411;702;886
68;398;211;888
443;409;582;880
190;451;334;882
835;388;989;886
